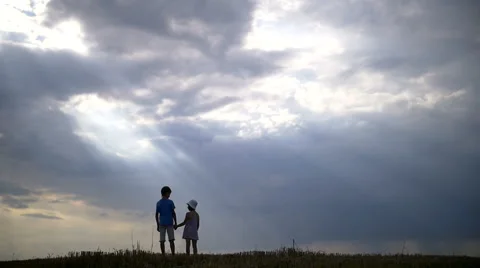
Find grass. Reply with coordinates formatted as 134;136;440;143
1;248;479;268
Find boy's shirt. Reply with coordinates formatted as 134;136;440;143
156;198;175;226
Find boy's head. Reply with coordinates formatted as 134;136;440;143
161;186;172;198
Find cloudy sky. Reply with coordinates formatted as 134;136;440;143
1;0;479;260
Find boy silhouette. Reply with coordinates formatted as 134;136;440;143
155;186;177;255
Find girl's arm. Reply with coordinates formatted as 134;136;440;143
176;212;191;228
197;213;200;230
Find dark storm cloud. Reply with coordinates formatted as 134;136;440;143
41;0;288;96
21;213;63;220
198;111;479;236
0;43;161;102
1;196;35;209
0;182;38;209
0;181;32;196
44;0;255;55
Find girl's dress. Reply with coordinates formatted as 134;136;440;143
182;212;199;240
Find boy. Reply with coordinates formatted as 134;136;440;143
155;186;177;255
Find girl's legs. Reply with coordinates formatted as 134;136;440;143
192;240;198;255
185;239;191;255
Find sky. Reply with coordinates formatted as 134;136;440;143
0;0;479;260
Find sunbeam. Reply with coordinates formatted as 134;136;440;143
57;93;204;190
59;93;154;159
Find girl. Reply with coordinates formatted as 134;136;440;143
175;199;200;255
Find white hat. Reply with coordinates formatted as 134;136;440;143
187;199;198;210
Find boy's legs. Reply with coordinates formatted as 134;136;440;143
169;240;175;255
167;226;175;255
160;242;166;255
159;226;167;255
185;239;191;255
192;240;198;255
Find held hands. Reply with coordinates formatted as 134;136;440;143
159;224;179;230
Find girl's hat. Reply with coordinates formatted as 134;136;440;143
187;199;198;210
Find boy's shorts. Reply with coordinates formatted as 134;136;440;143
159;226;175;242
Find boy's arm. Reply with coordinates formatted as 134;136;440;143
172;201;177;226
155;204;160;230
197;214;200;230
173;210;177;226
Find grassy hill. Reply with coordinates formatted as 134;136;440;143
1;249;479;268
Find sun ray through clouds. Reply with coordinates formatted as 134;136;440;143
57;93;205;190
